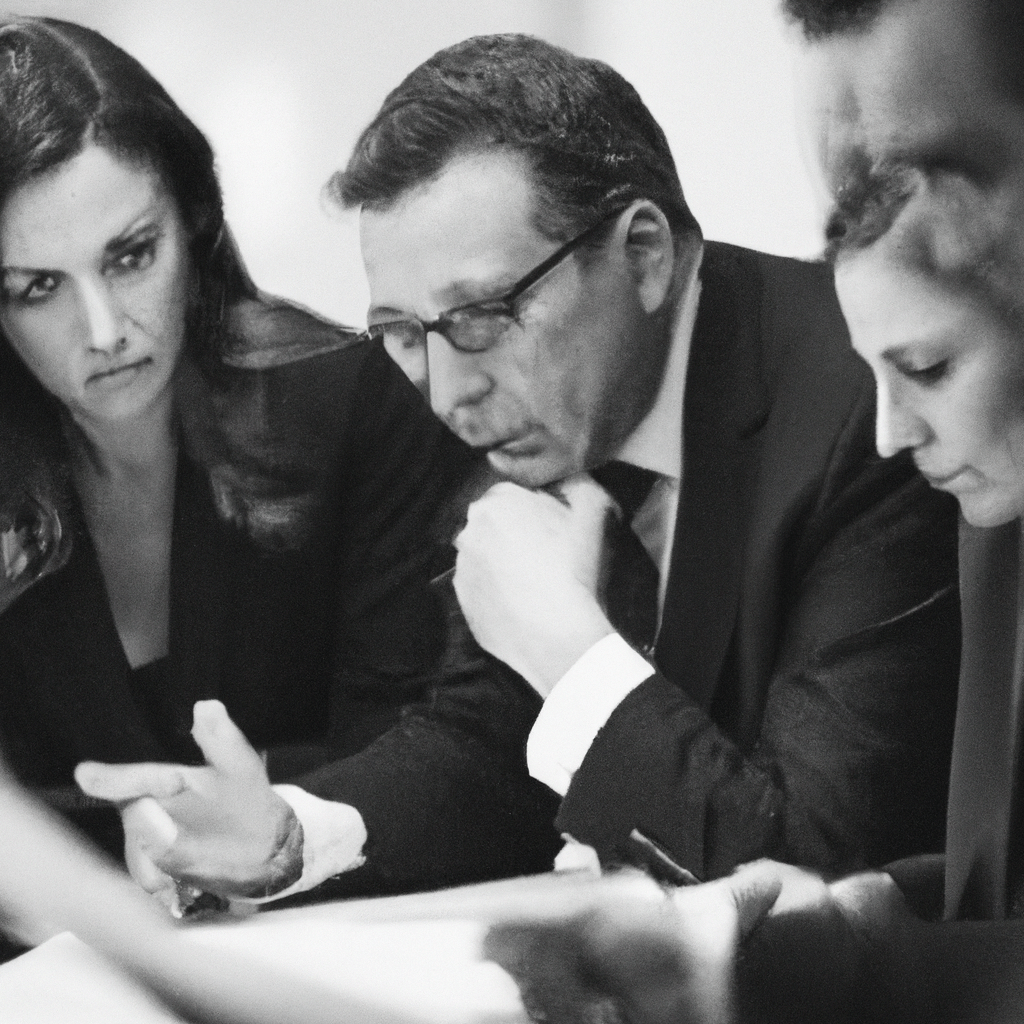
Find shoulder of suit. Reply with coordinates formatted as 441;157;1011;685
703;240;834;293
219;292;368;371
706;240;861;376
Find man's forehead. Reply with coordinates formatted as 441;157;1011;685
360;150;555;314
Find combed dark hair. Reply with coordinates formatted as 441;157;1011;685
0;16;254;383
329;33;699;242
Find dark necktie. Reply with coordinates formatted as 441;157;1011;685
590;462;661;656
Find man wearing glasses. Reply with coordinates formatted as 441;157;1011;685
332;33;961;881
78;34;958;903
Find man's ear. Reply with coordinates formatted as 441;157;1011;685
621;202;681;314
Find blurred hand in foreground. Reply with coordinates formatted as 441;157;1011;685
486;859;922;1024
0;772;412;1024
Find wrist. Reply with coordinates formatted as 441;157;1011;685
528;599;614;697
226;806;304;900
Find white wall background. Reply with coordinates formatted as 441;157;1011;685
7;0;821;324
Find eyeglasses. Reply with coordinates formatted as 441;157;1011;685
365;206;629;357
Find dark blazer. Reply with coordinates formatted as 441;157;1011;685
944;519;1024;921
0;300;559;888
556;242;962;880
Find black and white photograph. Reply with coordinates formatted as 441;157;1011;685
0;1;1021;1021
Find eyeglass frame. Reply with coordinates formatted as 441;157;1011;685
364;203;633;357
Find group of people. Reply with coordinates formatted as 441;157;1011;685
0;0;1022;1019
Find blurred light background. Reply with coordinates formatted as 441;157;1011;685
11;0;820;324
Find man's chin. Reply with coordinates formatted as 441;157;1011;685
958;488;1024;529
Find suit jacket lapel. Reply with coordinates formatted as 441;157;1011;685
946;520;1024;919
656;243;771;710
163;456;225;757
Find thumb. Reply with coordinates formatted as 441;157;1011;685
124;841;175;898
561;472;615;530
721;859;790;940
190;700;266;781
121;798;178;893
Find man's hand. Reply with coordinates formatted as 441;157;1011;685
486;860;924;1024
485;864;781;1024
74;700;303;905
453;474;615;696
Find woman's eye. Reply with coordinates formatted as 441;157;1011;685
8;275;58;304
903;359;950;385
111;239;156;274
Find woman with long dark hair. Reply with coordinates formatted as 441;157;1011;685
0;16;558;937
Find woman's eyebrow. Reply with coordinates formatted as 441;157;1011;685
881;345;915;366
0;262;50;276
105;211;162;255
881;335;950;366
0;204;167;274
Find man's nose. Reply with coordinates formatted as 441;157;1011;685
875;380;929;458
78;278;123;354
426;332;492;422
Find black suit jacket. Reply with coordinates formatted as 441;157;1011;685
556;243;961;879
0;300;558;888
944;519;1024;921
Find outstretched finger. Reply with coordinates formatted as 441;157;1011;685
190;700;266;782
75;761;192;803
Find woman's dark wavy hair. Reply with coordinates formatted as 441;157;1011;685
0;16;254;411
329;34;700;243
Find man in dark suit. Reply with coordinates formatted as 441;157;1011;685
332;33;960;882
74;32;956;907
480;4;1024;1023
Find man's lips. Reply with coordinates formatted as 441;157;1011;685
919;466;972;488
485;433;540;456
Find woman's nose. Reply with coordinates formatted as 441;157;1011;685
78;278;123;353
875;381;930;459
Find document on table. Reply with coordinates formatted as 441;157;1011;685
0;912;528;1024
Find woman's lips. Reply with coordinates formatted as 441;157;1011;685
87;357;150;384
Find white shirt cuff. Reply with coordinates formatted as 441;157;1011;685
526;633;655;795
552;836;602;875
239;785;367;904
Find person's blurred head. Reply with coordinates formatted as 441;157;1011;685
0;370;71;615
785;0;1024;525
0;16;250;425
786;0;1024;207
330;34;700;486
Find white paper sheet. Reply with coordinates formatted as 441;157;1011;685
0;913;527;1024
